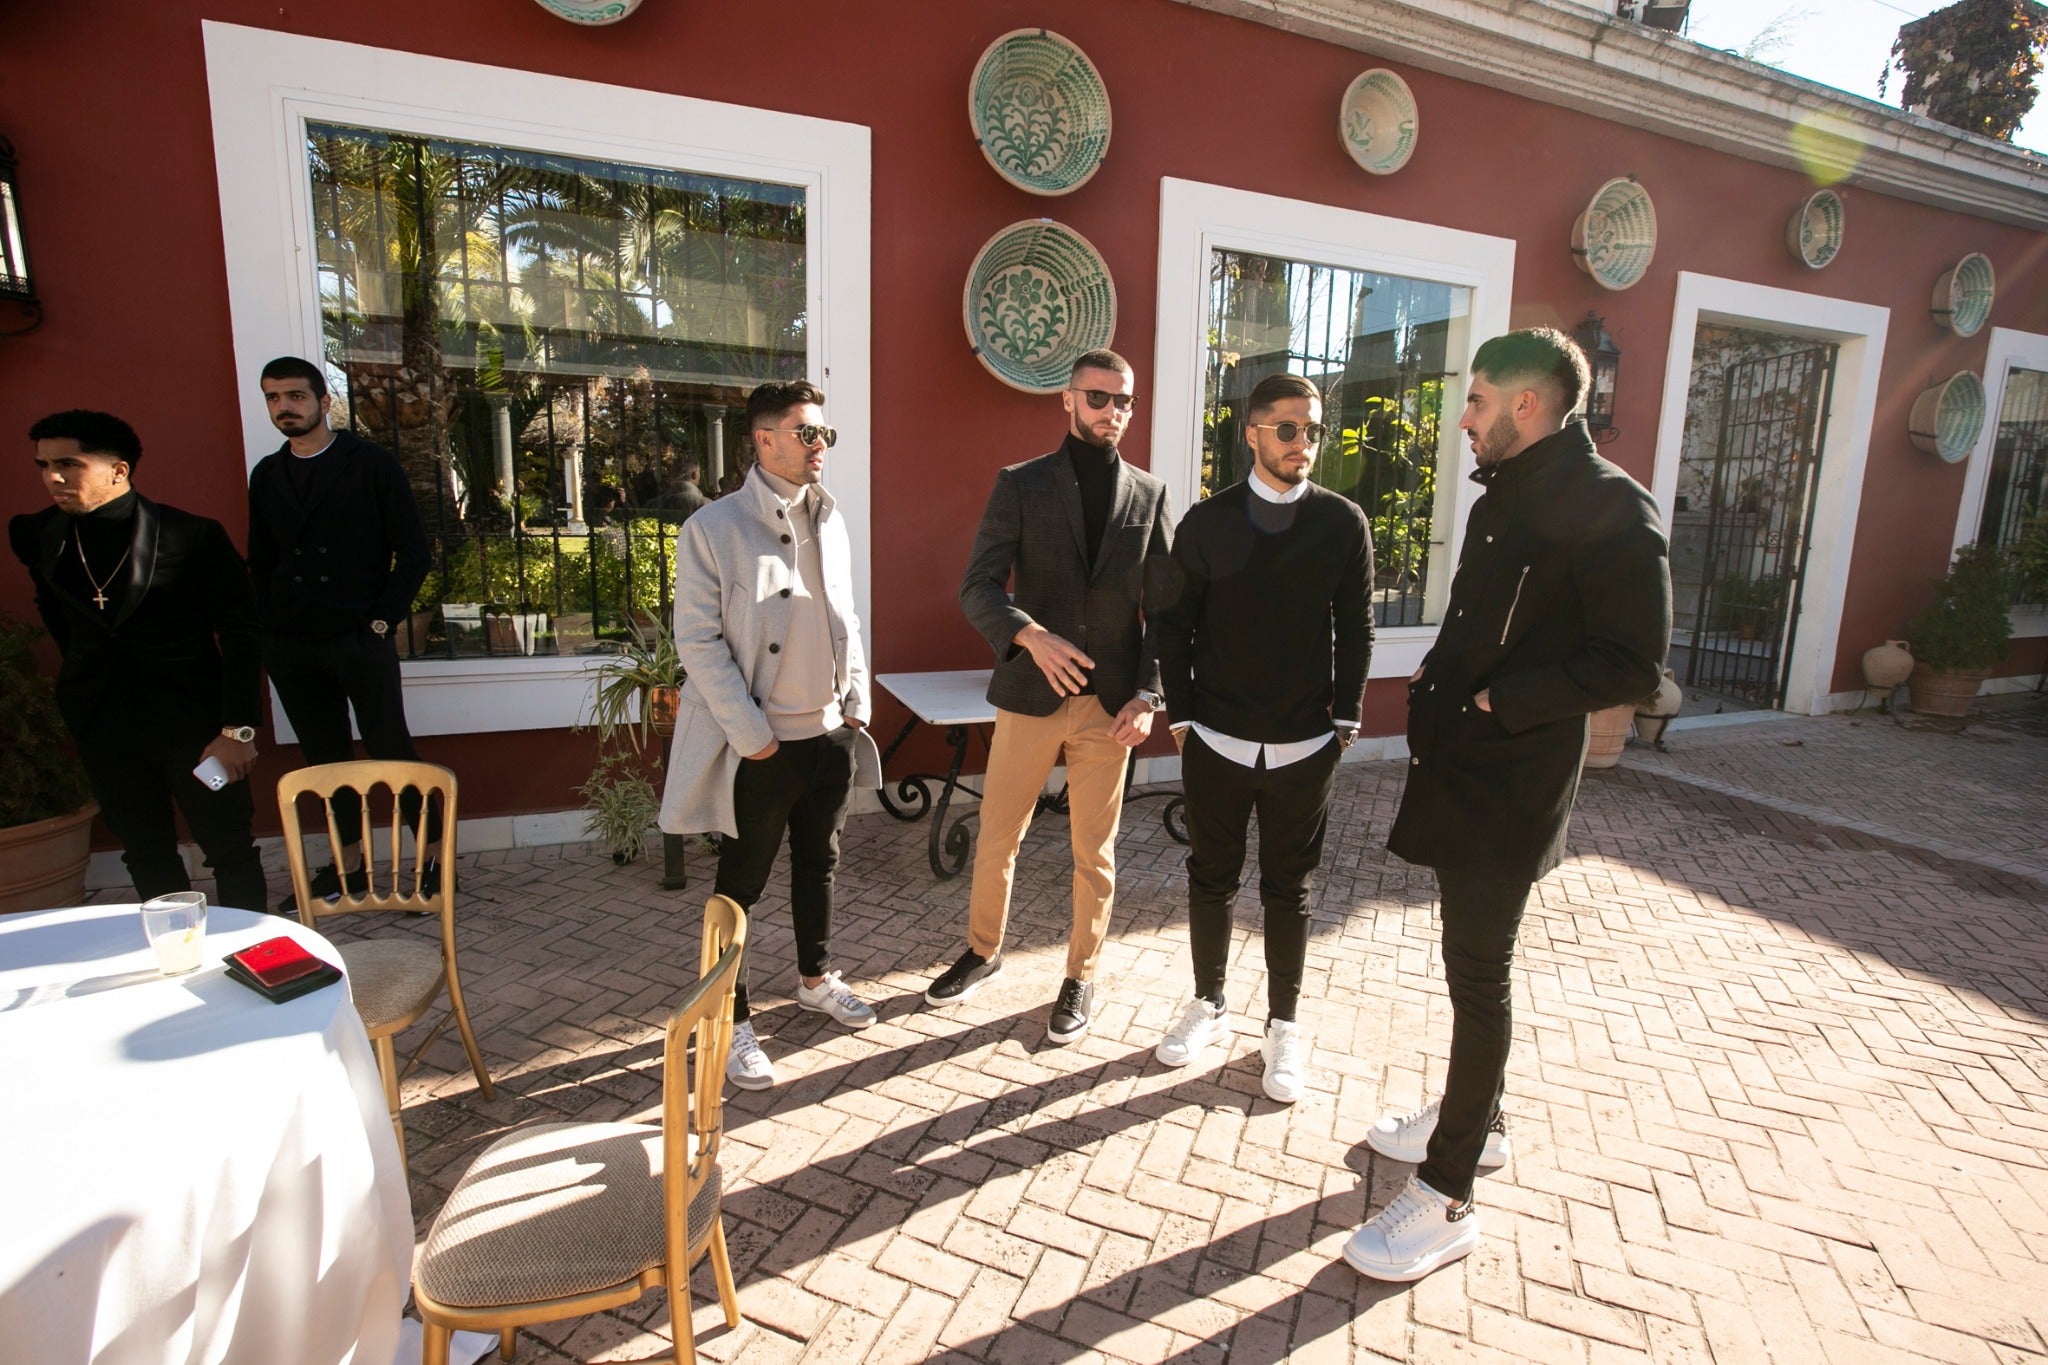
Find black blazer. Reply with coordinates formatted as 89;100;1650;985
8;495;263;743
1387;424;1671;882
959;443;1175;717
247;430;431;640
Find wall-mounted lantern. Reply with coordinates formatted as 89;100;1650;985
1;136;43;336
1573;311;1620;443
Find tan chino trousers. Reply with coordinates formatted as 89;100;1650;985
966;695;1131;980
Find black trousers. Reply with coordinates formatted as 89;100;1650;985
76;725;268;914
265;627;437;848
1180;732;1340;1023
1418;866;1533;1203
714;727;857;1023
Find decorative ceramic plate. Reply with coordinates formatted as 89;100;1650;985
1908;370;1986;463
530;0;643;22
969;29;1112;196
963;219;1117;393
1932;253;1995;337
1339;69;1419;175
1570;176;1657;291
1786;189;1845;269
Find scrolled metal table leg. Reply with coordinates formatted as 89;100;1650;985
928;724;974;879
1162;796;1189;845
877;715;933;820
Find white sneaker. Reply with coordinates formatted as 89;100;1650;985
1342;1176;1481;1282
1156;997;1228;1068
1262;1019;1309;1103
725;1021;775;1091
1364;1098;1510;1170
796;971;876;1029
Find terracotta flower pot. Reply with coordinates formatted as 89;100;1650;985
0;803;100;914
1906;663;1988;719
647;685;682;738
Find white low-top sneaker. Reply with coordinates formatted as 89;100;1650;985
796;970;876;1028
1156;997;1228;1068
1342;1176;1481;1282
1365;1098;1510;1169
1262;1019;1308;1103
726;1021;776;1091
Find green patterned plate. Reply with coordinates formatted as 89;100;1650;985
1570;176;1657;291
1909;370;1986;463
530;0;643;23
970;29;1112;196
1339;69;1419;175
1932;253;1995;337
963;220;1117;393
1785;189;1845;269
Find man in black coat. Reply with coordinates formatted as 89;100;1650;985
10;410;269;912
1152;373;1374;1105
926;349;1175;1045
1345;328;1670;1283
247;356;435;906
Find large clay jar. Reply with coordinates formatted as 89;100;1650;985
1583;703;1636;769
1862;639;1914;692
1634;667;1683;746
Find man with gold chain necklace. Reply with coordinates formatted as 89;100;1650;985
9;409;268;912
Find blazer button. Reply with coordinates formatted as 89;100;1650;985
1456;609;1464;618
319;575;330;583
768;643;780;653
293;575;303;583
1485;535;1494;543
1411;756;1421;766
780;588;791;598
320;547;329;554
293;548;303;556
776;509;785;519
780;534;791;544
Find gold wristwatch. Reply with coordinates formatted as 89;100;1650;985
221;725;257;743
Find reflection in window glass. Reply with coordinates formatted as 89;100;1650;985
1202;250;1467;626
1977;367;2048;608
306;122;808;658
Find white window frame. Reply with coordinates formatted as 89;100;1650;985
1951;326;2048;638
1648;273;1890;716
201;22;871;739
1150;178;1515;680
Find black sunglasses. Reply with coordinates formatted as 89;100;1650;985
1249;421;1327;444
767;423;838;448
1070;388;1137;413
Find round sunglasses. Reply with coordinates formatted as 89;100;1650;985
766;423;838;448
1249;421;1327;444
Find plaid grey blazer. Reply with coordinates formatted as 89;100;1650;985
959;445;1174;718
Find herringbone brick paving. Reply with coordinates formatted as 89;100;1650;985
330;696;2048;1362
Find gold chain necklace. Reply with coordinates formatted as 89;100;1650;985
72;525;134;610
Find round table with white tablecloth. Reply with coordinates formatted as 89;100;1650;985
0;902;413;1365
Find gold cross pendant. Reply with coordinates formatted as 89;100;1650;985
93;590;108;609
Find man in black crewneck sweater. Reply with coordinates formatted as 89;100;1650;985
10;409;268;912
1151;373;1373;1104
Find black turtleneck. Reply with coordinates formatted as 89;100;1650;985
1064;433;1118;564
55;489;139;614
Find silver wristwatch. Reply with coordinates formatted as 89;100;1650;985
221;725;257;744
1135;689;1165;712
369;619;390;637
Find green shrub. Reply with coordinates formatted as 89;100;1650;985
0;617;94;827
1906;542;2014;672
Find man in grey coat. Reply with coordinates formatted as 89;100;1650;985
926;349;1175;1045
659;380;882;1091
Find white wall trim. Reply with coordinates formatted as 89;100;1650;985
1952;326;2048;640
201;22;872;738
1149;177;1516;681
1650;273;1890;717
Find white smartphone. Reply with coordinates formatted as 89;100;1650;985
192;755;232;791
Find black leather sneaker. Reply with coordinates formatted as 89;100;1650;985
1046;977;1095;1044
925;949;1002;1006
276;863;367;915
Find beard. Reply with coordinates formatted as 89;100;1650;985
1256;447;1310;485
273;413;319;436
1070;411;1119;449
1472;410;1520;467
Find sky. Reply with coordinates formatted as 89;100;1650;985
1679;0;2047;154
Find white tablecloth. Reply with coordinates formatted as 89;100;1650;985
0;904;413;1365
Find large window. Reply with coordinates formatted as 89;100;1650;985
307;122;808;660
1202;251;1465;626
1975;366;2047;609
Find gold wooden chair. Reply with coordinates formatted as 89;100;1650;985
277;760;495;1169
411;896;748;1364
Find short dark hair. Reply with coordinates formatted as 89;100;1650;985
1070;349;1131;381
28;410;143;469
1470;327;1589;418
260;355;328;400
746;380;825;432
1246;373;1321;420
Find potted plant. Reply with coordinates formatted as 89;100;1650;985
577;744;659;864
0;617;99;912
584;614;685;750
1904;542;2013;718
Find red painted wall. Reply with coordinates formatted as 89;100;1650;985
5;0;2044;832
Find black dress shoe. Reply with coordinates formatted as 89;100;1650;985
1046;977;1095;1044
276;863;367;914
925;949;1003;1006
